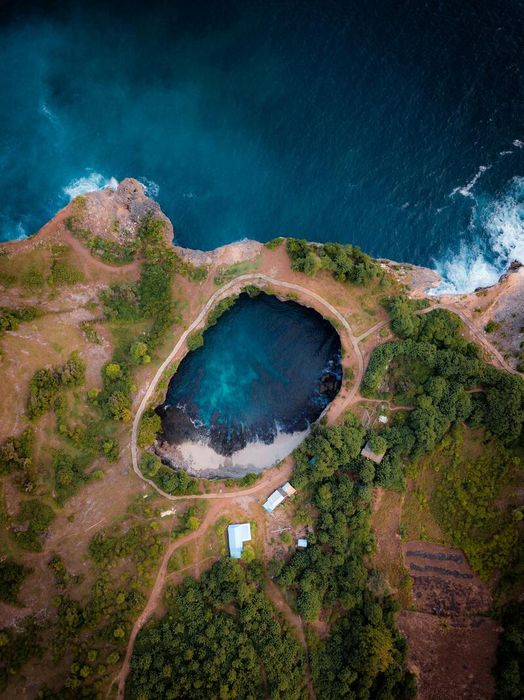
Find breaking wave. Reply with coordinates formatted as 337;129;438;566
63;172;118;200
139;178;160;197
433;176;524;294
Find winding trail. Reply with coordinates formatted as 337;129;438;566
118;274;519;698
130;273;364;499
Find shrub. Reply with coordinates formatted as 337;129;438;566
0;558;31;605
137;410;161;448
27;353;85;419
187;331;204;351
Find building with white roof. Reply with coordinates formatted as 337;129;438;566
227;523;252;559
263;490;285;513
297;538;308;548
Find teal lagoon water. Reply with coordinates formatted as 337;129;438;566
158;293;342;457
1;1;523;292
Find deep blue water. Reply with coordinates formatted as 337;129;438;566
160;293;341;454
1;1;523;291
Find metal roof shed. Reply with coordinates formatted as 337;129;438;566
228;523;252;559
280;482;296;497
263;490;285;513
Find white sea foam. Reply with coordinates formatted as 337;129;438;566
39;101;59;126
512;139;523;148
139;178;160;197
433;176;524;294
449;165;491;199
63;172;118;200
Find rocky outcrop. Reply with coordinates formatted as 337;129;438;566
77;178;173;245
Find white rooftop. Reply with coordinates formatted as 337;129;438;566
297;538;308;548
263;490;285;513
228;523;252;559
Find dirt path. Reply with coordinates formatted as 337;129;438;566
130;272;365;498
116;501;223;698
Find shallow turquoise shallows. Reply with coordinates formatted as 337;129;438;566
160;293;342;455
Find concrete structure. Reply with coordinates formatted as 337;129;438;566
378;415;388;424
280;482;297;497
297;538;308;548
228;523;252;559
263;490;285;513
361;441;385;464
263;481;297;512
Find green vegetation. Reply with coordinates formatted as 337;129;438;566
137;409;162;448
0;306;41;336
88;519;165;572
213;258;260;286
276;415;415;697
186;330;204;351
285;238;380;284
0;428;33;483
404;428;524;589
139;452;199;496
27;352;86;419
65;197;139;264
128;559;307;699
206;295;238;327
13;499;55;551
264;236;284;249
361;305;524;489
79;321;101;344
48;246;84;286
0;617;42;693
97;215;179;422
0;557;31;605
173;253;208;282
52;450;90;505
493;601;524;699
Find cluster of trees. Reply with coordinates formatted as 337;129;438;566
128;559;307;699
88;521;165;572
0;305;41;335
97;215;179;422
285;238;379;284
13;499;55;551
0;428;33;488
0;617;42;693
27;352;85;419
139;452;198;496
0;557;31;604
493;602;524;699
274;417;415;697
52;450;89;505
137;409;161;448
360;305;524;492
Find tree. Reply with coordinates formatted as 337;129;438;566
104;363;122;380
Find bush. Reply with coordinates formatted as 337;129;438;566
14;500;55;551
0;558;31;605
187;331;204;351
27;353;85;419
137;410;161;448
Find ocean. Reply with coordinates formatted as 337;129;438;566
0;0;523;292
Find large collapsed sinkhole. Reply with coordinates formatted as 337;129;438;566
155;292;342;478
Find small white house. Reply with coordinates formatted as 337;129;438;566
228;523;252;559
297;538;308;549
263;490;285;513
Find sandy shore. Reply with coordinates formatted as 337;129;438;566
171;428;310;478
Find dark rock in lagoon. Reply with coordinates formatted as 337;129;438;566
156;292;342;463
